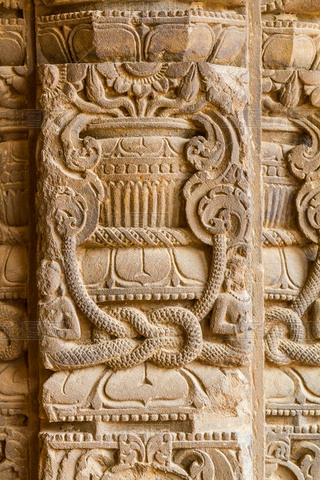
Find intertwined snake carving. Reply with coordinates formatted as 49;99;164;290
265;116;320;365
44;186;253;370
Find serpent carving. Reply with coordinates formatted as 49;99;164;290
45;158;254;369
46;233;203;370
265;123;320;365
199;342;249;366
45;102;252;371
265;248;320;364
62;236;128;338
48;225;251;369
0;303;25;361
191;234;227;320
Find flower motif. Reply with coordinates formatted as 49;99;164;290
263;70;320;109
100;62;170;98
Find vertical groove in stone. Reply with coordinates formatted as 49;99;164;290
248;1;264;479
25;0;40;475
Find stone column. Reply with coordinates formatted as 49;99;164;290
34;0;260;479
6;0;320;478
0;0;33;476
261;0;320;478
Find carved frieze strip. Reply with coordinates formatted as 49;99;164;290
41;430;240;448
0;0;23;8
261;0;320;14
88;289;202;303
39;430;244;480
38;8;246;23
0;18;24;25
263;19;320;31
45;409;197;423
267;424;320;436
39;0;246;9
264;292;297;301
266;407;320;417
0;406;27;415
266;424;320;480
36;7;247;65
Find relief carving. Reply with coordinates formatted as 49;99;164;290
34;1;257;476
39;431;243;480
6;0;320;477
38;57;252;376
0;0;31;476
262;1;320;478
36;8;247;67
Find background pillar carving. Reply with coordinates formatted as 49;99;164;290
0;0;33;476
261;1;320;479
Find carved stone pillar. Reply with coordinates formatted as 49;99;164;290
0;0;31;476
2;0;320;478
261;1;320;478
34;1;259;479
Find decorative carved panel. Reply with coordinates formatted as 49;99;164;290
2;0;320;478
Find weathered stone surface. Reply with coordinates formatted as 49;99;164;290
2;0;320;478
0;0;31;477
261;2;320;479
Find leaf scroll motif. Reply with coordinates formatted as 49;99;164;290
279;71;302;108
179;64;200;102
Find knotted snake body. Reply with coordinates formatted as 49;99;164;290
47;231;250;370
265;249;320;364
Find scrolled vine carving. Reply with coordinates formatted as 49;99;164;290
288;115;320;182
60;114;102;172
40;432;221;480
198;185;251;241
54;186;87;239
184;113;226;172
296;180;320;244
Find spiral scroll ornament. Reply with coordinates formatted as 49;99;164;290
60;113;102;172
288;116;320;181
185;134;224;172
